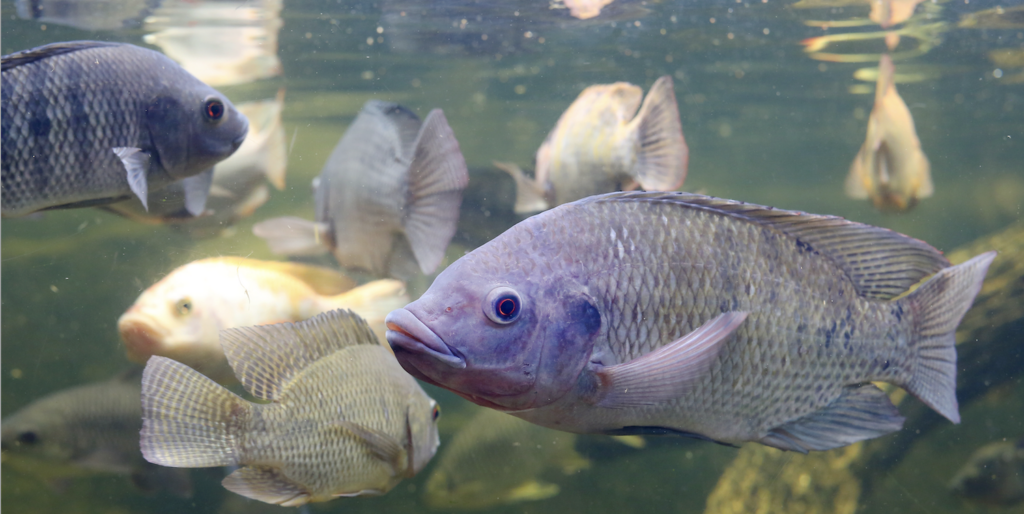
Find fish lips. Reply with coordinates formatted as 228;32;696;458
385;308;466;369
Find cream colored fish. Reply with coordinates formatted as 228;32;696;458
498;75;687;213
423;407;590;510
870;0;925;28
140;310;441;506
846;54;933;212
118;257;407;381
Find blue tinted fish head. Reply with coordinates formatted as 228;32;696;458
386;246;601;412
146;86;249;180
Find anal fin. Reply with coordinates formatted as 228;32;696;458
252;216;331;256
760;383;904;453
337;420;406;477
222;466;309;506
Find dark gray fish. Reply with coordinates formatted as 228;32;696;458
386;191;995;453
0;369;191;497
949;437;1024;506
253;100;468;279
1;41;248;217
16;0;161;31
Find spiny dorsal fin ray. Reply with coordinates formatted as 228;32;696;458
220;309;379;401
2;41;123;71
583;191;950;300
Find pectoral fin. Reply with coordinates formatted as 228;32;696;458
113;147;151;210
336;420;406;476
589;311;747;408
493;161;550;213
181;168;214;216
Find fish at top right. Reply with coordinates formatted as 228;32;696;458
497;75;688;214
846;54;933;213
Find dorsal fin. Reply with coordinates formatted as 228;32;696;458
220;309;379;400
202;257;356;296
2;41;124;71
583;191;950;300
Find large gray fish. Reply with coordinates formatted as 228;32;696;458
1;41;248;217
140;309;441;506
253;100;468;279
948;437;1024;506
0;369;191;497
386;191;995;453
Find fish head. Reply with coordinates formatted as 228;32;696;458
1;404;76;467
117;266;226;372
386;235;600;412
948;441;1024;504
406;396;442;475
146;82;249;180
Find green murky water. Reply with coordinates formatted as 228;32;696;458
2;0;1022;513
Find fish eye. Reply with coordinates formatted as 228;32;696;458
174;298;193;316
431;403;441;421
17;431;38;445
203;97;225;121
483;287;521;325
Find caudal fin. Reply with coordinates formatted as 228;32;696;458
631;75;688;192
903;251;997;423
323;279;410;343
403;109;470;275
252;216;330;256
140;356;252;468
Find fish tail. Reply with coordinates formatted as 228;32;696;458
402;109;469;275
323;280;410;343
140;356;252;468
630;75;688;192
903;251;996;424
252;216;330;256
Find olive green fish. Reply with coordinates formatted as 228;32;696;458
949;437;1024;506
423;407;590;510
0;369;191;497
140;309;440;506
388;191;996;453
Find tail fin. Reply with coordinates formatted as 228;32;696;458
140;356;252;468
403;109;470;275
903;251;997;423
322;280;410;344
631;75;688;192
252;216;330;256
493;161;550;214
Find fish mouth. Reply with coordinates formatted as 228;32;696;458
117;313;168;364
385;309;465;369
232;129;248;149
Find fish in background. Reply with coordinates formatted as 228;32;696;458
554;0;615;20
846;54;933;212
103;91;287;236
254;100;469;280
424;407;591;510
118;257;407;382
142;0;284;87
15;0;160;31
496;75;687;214
870;0;925;28
0;369;191;498
386;191;996;453
141;310;441;506
1;41;248;218
949;437;1024;507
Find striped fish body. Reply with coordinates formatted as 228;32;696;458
387;192;995;453
1;41;248;217
140;310;440;506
